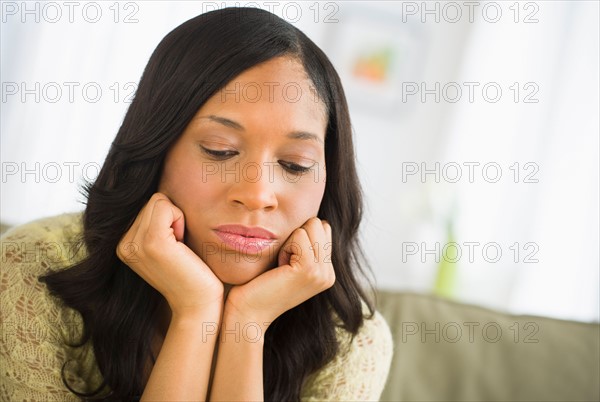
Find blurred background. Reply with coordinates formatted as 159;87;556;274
2;0;598;323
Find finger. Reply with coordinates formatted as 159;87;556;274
321;220;332;258
278;227;310;268
137;192;171;238
151;193;186;241
171;210;185;242
278;228;301;267
148;196;184;244
301;217;328;262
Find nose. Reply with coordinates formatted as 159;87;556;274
227;162;278;211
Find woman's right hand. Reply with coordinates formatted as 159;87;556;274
116;192;224;317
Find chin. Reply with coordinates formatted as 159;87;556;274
206;257;271;285
187;235;278;285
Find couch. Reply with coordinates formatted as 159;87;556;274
376;290;600;401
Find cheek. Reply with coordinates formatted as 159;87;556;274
158;158;225;215
283;176;327;224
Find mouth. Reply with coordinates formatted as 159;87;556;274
213;224;277;254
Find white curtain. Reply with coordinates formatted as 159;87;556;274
440;1;599;322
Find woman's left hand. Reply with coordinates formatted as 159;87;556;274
225;217;335;327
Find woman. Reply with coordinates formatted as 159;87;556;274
0;7;393;401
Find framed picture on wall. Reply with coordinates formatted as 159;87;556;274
321;3;428;116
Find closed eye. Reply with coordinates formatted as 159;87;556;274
278;160;313;174
201;147;238;159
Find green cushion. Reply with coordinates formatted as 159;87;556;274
376;290;600;402
0;222;10;236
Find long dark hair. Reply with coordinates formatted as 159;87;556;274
39;7;374;401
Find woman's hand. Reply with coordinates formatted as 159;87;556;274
225;217;335;327
116;192;224;317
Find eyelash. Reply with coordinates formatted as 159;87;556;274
201;147;313;174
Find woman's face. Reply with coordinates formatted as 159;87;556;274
158;56;328;285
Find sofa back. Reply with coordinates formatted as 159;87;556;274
376;290;600;401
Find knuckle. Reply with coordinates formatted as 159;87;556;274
154;196;169;205
152;198;169;211
293;227;308;240
152;192;168;201
307;217;321;227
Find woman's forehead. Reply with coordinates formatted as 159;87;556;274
195;59;328;137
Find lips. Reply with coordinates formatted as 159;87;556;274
213;224;277;254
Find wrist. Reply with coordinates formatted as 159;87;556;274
168;291;224;319
170;303;222;330
166;308;222;346
222;302;272;343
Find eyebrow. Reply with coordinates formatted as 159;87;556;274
197;114;324;145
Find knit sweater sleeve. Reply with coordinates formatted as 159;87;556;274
0;213;101;401
300;307;394;401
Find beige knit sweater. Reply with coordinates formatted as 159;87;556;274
1;213;393;401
